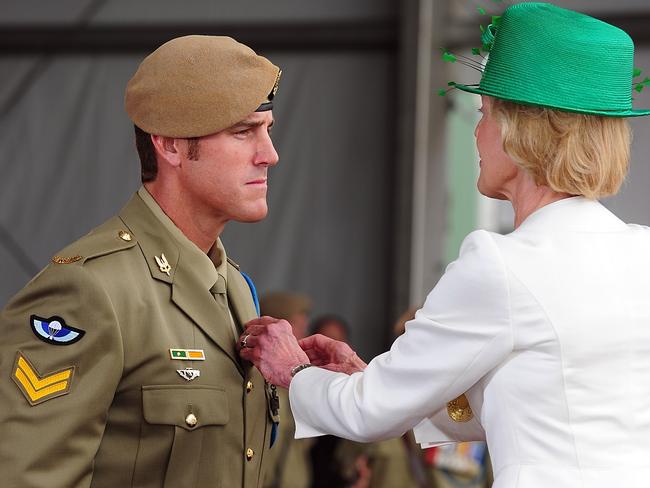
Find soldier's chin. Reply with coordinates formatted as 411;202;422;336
236;205;269;223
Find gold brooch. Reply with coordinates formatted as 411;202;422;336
447;394;473;422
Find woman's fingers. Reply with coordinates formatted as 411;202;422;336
237;331;259;351
244;316;286;329
299;334;334;351
302;349;330;365
242;324;267;336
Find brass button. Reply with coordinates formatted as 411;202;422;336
246;380;254;393
246;448;254;461
185;413;198;427
118;230;132;241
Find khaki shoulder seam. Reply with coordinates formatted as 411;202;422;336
51;229;138;266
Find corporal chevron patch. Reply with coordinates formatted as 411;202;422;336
12;352;75;406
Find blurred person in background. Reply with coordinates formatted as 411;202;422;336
0;35;281;487
310;314;351;343
260;291;314;488
241;4;650;487
311;312;442;488
309;314;373;488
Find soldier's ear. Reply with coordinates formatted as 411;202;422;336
150;135;182;168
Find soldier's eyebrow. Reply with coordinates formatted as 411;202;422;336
230;118;274;131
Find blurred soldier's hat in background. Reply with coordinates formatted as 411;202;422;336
260;292;312;320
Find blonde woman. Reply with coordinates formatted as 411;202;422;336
240;4;650;487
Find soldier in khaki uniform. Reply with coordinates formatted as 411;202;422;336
0;35;282;488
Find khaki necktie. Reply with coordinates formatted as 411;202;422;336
210;274;240;341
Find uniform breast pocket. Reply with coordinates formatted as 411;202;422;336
135;385;229;488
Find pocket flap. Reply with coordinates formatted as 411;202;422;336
142;385;229;430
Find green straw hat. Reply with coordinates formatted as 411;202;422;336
453;2;650;117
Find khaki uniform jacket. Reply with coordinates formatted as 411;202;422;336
0;191;276;488
262;388;312;488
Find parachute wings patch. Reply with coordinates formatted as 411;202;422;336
30;315;85;345
12;352;75;406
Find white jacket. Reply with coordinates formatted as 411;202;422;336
290;197;650;487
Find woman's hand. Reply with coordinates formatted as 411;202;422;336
299;334;367;375
239;316;310;388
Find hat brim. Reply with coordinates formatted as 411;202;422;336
454;84;650;118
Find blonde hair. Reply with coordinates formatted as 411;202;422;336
491;98;632;199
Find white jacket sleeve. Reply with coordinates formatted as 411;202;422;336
413;384;486;447
289;230;514;442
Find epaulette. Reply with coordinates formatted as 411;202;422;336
50;227;137;266
226;256;241;270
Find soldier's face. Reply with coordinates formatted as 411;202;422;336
179;110;279;223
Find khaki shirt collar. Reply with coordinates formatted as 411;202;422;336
137;186;226;291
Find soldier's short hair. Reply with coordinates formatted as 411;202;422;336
134;125;157;183
134;125;200;183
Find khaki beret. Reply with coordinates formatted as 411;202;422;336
259;292;312;320
125;35;281;138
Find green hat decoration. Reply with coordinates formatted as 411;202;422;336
440;2;650;117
